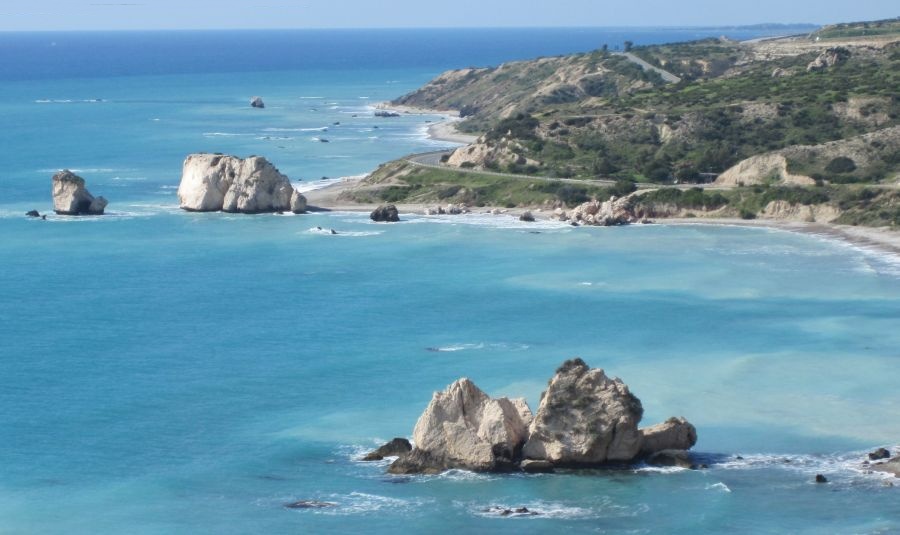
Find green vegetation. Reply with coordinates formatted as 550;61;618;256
374;21;900;228
345;161;620;208
813;18;900;39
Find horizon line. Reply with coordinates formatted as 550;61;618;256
0;23;824;34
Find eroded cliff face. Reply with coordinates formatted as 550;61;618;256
177;154;306;214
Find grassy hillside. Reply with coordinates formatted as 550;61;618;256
370;22;900;227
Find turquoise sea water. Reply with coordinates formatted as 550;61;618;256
2;29;899;533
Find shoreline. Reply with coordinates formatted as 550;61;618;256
303;175;900;258
376;101;480;145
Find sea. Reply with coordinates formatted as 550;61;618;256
1;27;899;534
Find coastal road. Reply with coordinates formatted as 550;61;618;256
404;150;732;191
619;52;682;84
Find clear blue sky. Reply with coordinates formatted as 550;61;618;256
0;0;896;31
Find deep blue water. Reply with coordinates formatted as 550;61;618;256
1;28;898;534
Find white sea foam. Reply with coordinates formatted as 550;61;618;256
294;175;365;194
299;96;325;99
256;136;294;141
202;132;253;137
427;342;530;353
466;500;601;520
37;168;121;174
316;492;432;516
706;482;732;493
407;213;572;231
34;98;106;104
263;127;328;132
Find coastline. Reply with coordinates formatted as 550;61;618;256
303;172;900;257
310;105;900;259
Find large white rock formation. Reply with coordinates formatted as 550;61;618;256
522;359;645;465
52;170;108;215
177;154;306;214
389;378;532;474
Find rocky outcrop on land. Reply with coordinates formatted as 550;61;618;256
388;378;533;474
370;204;400;222
715;154;815;187
389;359;696;474
250;96;265;109
52;170;108;215
807;47;851;72
761;200;841;223
177;154;306;214
561;196;637;226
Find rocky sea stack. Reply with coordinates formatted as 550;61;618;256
370;204;400;222
388;359;697;474
52;170;108;215
177;154;306;214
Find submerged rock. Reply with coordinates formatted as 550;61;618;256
815;474;828;484
52;170;108;215
177;154;306;214
522;359;644;466
388;378;532;474
250;96;265;109
370;204;400;222
646;449;696;469
520;459;555;473
868;448;891;461
283;500;337;509
362;438;412;461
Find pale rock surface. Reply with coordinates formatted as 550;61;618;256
52;170;108;215
177;154;302;214
716;154;815;187
761;200;841;223
388;378;532;473
566;196;635;226
522;359;644;465
639;417;697;457
807;48;849;72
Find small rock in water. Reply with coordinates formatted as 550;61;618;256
869;448;891;461
26;210;40;217
250;96;265;109
363;438;412;461
520;459;555;473
484;506;540;517
519;211;535;222
735;455;744;460
284;500;337;509
815;474;828;484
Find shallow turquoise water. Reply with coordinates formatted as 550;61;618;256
1;29;899;533
3;212;899;533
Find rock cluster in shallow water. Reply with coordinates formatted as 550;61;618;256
386;358;697;474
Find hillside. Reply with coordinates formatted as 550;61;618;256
361;23;900;228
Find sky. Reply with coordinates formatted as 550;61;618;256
0;0;896;31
